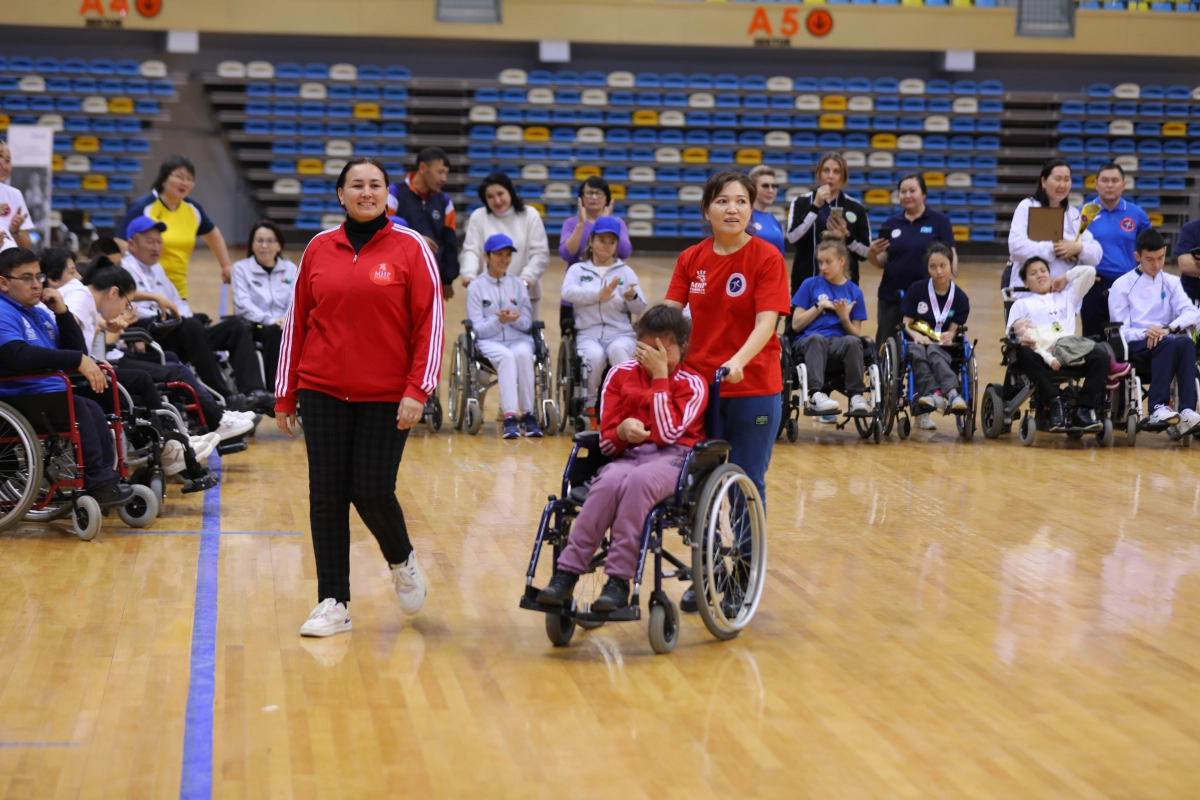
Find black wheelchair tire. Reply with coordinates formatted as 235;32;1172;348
1098;418;1114;446
785;418;798;443
1019;415;1037;447
0;400;42;534
545;612;576;647
648;598;679;655
881;338;900;436
1125;413;1139;447
692;463;766;642
981;385;1005;439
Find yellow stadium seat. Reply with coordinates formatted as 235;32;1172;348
74;136;99;153
864;189;891;205
818;114;844;130
682;148;708;164
0;115;9;132
821;95;847;111
575;166;601;180
923;172;946;187
297;158;324;175
870;133;898;149
354;103;381;120
108;97;133;114
633;111;659;127
609;185;627;200
1148;213;1164;227
51;154;63;171
523;126;550;142
527;202;546;216
1084;176;1097;190
952;225;969;241
952;0;972;7
736;149;762;165
902;0;923;6
81;175;108;191
1162;122;1187;136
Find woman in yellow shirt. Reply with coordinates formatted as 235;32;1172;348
115;155;234;299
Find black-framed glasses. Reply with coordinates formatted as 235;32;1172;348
3;272;44;285
759;183;779;191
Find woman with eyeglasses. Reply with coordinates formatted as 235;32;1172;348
558;176;632;264
231;220;297;388
115;155;235;300
748;165;785;257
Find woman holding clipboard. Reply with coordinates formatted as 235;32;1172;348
1007;159;1102;290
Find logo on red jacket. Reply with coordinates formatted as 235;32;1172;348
370;263;395;286
726;273;747;298
1121;217;1135;232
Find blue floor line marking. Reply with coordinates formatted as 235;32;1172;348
179;452;221;800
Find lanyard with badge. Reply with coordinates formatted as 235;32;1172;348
928;280;956;334
1037;291;1066;332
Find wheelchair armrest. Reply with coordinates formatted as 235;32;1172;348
1104;323;1128;360
121;328;156;346
462;319;474;331
859;336;877;353
146;315;182;338
693;438;731;456
532;320;545;331
572;430;601;447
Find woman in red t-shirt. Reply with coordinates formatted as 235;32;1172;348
666;171;791;611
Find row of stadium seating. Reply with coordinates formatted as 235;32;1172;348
493;70;1005;94
0;97;163;114
0;76;176;96
472;88;1003;111
0;58;167;77
215;62;410;82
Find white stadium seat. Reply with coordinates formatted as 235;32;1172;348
247;61;275;79
217;61;247;79
499;69;527;85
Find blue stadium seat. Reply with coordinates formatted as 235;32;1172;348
525;109;549;123
354;86;380;100
299;141;324;155
633;129;657;144
1137;140;1162;154
43;77;68;92
354;122;380;136
972;174;997;188
381;143;407;157
1061;101;1086;115
554;71;579;86
793;132;818;147
743;94;767;109
1139;157;1164;171
926;80;951;94
924;135;948;150
846;77;872;92
383;66;410;82
794;116;818;130
527;70;553;86
475;88;500;102
1083;120;1109;135
715;74;740;90
742;75;767;90
817;133;844;148
978;81;1003;95
58;58;86;75
1141;103;1164;116
134;99;159;114
895;154;919;168
520;146;546;159
1166;103;1190;117
88;59;115;76
1165;158;1189;171
302;64;329;80
470;125;497;141
581;71;607;87
660;130;683;144
1137;195;1161;208
873;78;899;93
901;98;926;112
948;210;971;225
635;72;661;88
1086;83;1114;98
599;148;625;161
952;81;977;95
873;117;898;131
1164;140;1187;154
274;83;299;98
951;118;975;132
299;122;323;136
688;73;713;89
248;82;272;98
929;99;952;113
845;133;870;148
794;78;819;91
1137;177;1162;190
603;167;629;180
875;97;900;112
819;78;845;91
1162;176;1186;189
467;145;494;159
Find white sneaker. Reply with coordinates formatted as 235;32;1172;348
161;439;187;476
217;412;255;441
1177;408;1200;434
916;413;937;430
391;551;426;615
808;392;840;413
849;395;870;415
1149;404;1181;426
189;434;217;463
300;598;352;637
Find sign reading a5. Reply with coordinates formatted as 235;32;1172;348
747;7;834;38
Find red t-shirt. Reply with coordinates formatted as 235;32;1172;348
666;236;791;398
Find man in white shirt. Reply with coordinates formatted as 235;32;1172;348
1108;228;1200;432
0;142;34;251
121;216;274;412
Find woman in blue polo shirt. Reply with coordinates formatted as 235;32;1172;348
748;165;785;257
866;174;957;344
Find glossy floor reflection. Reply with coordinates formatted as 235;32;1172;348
2;255;1199;798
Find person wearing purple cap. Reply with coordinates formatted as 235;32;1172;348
561;216;647;417
466;233;541;438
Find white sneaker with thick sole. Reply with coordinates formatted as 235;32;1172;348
189;434;217;463
300;598;352;637
1149;404;1181;426
217;413;255;441
808;392;840;413
1177;408;1200;434
849;395;870;415
916;413;937;430
161;439;187;476
392;551;427;615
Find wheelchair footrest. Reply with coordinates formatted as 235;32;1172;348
181;470;220;494
519;587;641;622
216;439;248;456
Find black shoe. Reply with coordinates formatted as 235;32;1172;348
86;481;133;507
592;577;630;612
1072;406;1102;432
680;584;697;613
1047;398;1067;432
536;570;579;606
246;389;276;411
225;393;249;413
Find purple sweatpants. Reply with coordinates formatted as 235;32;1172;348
557;443;689;580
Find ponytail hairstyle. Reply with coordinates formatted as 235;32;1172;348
816;231;849;278
923;240;954;268
84;259;136;297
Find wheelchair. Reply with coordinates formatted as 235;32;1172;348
519;369;766;654
421;390;444;434
555;306;607;435
0;366;160;541
879;327;979;440
979;333;1116;447
780;331;888;444
1104;323;1200;447
448;319;558;435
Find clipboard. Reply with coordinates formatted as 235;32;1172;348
1027;206;1064;242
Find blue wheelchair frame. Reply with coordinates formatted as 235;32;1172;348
886;327;978;440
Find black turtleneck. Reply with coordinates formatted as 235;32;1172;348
344;213;389;254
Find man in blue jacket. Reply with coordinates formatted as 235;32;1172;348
388;147;459;300
1082;163;1152;338
0;248;131;506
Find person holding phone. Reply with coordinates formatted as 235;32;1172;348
784;151;871;294
1007;158;1102;290
866;174;957;344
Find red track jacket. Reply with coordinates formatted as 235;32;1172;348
275;222;444;414
598;360;708;457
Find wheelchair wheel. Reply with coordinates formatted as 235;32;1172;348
785;418;798;443
72;495;102;541
541;401;560;438
691;463;766;640
544;612;576;647
981;385;1005;439
118;483;160;528
555;342;572;433
424;394;443;434
150;473;165;506
1098;418;1114;446
872;418;882;444
0;401;43;534
449;338;467;430
880;338;900;435
957;358;977;441
1019;415;1037;447
1125;412;1139;447
465;401;484;436
854;415;871;440
898;414;912;440
648;596;679;655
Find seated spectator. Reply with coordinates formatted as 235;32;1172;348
120;216;274;412
231;220;297;389
1108;229;1200;433
791;235;870;416
466;234;542;439
0;248;131;505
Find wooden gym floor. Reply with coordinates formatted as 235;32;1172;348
2;251;1200;799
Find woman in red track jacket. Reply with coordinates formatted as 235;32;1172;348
275;157;443;639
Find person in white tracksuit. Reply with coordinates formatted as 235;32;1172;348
560;216;648;409
466;233;542;438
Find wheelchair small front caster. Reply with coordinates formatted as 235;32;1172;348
648;597;679;654
72;496;102;541
1019;415;1037;447
544;612;575;647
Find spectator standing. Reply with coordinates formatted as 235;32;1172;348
1081;162;1151;337
785;151;871;293
388;147;459;299
747;165;785;257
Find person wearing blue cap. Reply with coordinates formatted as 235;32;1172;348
561;216;647;416
466;233;542;438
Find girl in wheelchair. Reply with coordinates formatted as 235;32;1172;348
901;242;971;425
791;235;870;416
537;305;706;613
560;216;648;416
466;233;542;438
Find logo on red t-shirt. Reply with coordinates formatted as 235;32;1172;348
1120;217;1135;232
690;269;707;295
370;263;395;286
726;273;747;298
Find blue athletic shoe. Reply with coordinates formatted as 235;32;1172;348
502;415;520;439
521;412;543;438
